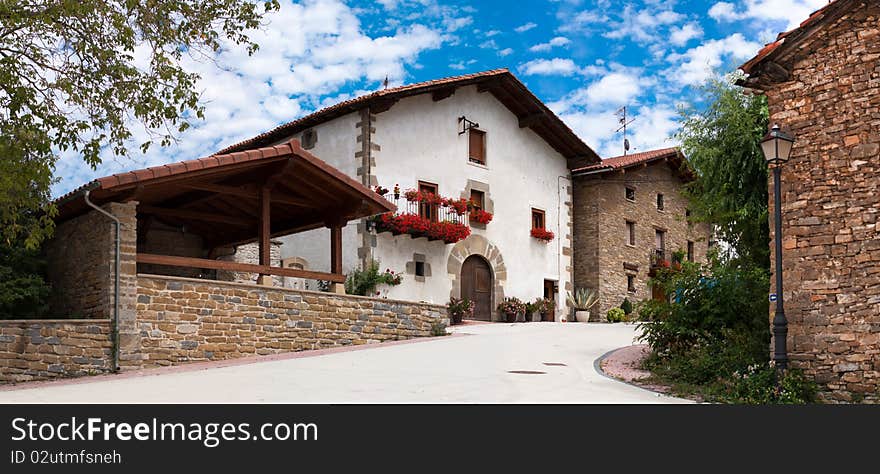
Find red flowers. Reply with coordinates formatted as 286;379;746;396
403;189;468;216
470;209;494;225
530;227;555;242
374;213;470;244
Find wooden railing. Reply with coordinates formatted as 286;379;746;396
137;253;345;283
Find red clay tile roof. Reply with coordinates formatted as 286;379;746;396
55;139;395;215
215;69;600;165
571;147;682;174
740;0;850;77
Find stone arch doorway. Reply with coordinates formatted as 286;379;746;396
461;255;493;321
447;235;506;322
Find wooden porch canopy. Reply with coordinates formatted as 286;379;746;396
55;139;396;283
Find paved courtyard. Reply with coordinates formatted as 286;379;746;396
0;323;689;404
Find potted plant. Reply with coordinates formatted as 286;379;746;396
540;298;556;321
497;297;525;323
447;297;474;325
566;288;599;323
527;300;542;322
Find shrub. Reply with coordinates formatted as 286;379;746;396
430;321;448;337
620;298;633;316
344;260;402;296
606;308;626;323
635;253;817;404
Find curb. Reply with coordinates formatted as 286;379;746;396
593;346;692;402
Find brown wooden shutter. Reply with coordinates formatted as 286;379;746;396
469;129;485;164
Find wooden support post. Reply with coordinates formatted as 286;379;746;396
258;186;272;285
329;219;344;294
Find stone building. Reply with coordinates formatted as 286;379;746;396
740;0;879;402
571;148;713;318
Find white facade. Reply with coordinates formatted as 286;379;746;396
275;85;574;320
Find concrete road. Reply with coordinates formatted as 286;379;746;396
0;323;690;404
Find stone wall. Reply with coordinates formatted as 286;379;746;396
0;320;113;383
761;5;880;403
573;163;712;318
135;274;447;367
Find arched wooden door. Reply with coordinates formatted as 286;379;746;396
461;255;493;321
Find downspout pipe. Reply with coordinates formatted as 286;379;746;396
83;190;120;372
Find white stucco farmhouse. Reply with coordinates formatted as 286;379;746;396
216;69;601;321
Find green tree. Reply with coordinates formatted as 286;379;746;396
0;0;280;249
676;75;770;269
0;241;51;319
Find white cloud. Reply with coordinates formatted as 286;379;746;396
519;58;580;76
557;106;679;159
498;48;514;57
708;0;829;30
514;22;537;33
479;39;498;49
603;5;685;44
670;22;704;46
529;36;571;52
668;33;762;86
484;30;502;37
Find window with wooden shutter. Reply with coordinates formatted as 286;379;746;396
418;181;439;222
531;208;545;230
469;190;485;222
469;129;486;164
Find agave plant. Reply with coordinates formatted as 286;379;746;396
566;288;600;311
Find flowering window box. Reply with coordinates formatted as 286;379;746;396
470;209;494;225
530;227;555;242
372;213;470;244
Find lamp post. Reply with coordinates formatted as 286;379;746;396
761;124;795;378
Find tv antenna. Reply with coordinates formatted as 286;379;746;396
615;106;635;155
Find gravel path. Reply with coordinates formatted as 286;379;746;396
599;344;675;395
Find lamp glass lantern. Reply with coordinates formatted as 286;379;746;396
761;124;795;165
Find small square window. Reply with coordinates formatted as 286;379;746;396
627;275;636;293
301;129;317;149
531;208;545;230
626;221;636;246
657;194;665;211
625;187;635;201
415;261;426;277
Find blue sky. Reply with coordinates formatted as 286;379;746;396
53;0;829;197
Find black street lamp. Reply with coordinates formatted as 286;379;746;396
761;124;795;377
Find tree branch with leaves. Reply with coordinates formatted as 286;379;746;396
0;0;280;248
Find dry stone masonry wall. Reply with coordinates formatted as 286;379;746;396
136;275;447;367
763;5;880;403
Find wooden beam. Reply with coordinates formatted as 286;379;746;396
137;253;346;283
183;182;259;199
432;87;456;102
184;182;313;207
370;98;398;114
518;112;546;128
138;205;254;227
